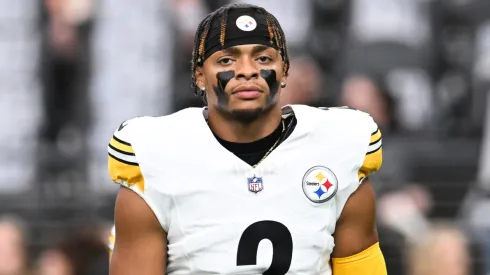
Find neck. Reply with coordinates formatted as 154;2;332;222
207;107;283;143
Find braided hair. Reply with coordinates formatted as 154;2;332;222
190;3;290;96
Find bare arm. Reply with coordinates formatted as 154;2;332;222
331;178;387;274
332;178;378;257
110;187;167;275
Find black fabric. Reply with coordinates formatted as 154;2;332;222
214;115;297;166
204;7;277;60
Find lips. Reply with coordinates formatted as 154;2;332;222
232;84;263;99
232;84;263;94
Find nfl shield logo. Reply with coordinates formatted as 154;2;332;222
247;175;263;193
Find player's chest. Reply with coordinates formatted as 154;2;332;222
161;159;344;274
146;140;358;274
154;142;357;230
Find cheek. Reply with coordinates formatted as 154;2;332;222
201;63;217;86
203;73;218;89
273;61;286;78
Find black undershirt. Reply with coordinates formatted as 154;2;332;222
214;115;297;166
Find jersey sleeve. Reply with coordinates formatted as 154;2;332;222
107;117;172;232
357;119;383;183
335;113;383;220
107;120;145;193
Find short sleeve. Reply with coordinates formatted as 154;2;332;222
107;117;171;232
358;119;383;183
107;119;145;193
332;112;384;220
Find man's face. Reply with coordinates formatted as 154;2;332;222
196;44;286;123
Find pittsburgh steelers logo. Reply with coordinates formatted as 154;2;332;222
302;166;338;203
236;15;257;32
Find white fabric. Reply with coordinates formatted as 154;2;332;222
111;105;378;274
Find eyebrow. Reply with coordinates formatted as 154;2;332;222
222;45;272;55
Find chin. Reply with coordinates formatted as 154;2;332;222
230;103;277;123
229;107;265;124
233;99;265;109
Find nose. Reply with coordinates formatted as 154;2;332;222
235;58;259;80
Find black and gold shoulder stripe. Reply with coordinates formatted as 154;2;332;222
107;135;145;192
108;135;138;166
367;128;382;155
358;128;383;181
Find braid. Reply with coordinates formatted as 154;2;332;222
198;22;212;58
190;3;291;95
272;25;281;49
219;10;228;47
191;15;214;94
262;12;275;46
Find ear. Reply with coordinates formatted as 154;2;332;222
281;74;288;84
281;62;289;82
195;66;205;90
281;69;288;84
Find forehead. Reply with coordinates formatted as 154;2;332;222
211;44;278;57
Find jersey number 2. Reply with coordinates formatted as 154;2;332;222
236;220;293;275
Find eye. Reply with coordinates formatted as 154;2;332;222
218;57;234;65
257;56;273;63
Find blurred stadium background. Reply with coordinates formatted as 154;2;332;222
1;0;490;274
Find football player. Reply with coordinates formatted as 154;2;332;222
108;3;387;275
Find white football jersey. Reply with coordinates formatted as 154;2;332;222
107;105;382;275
